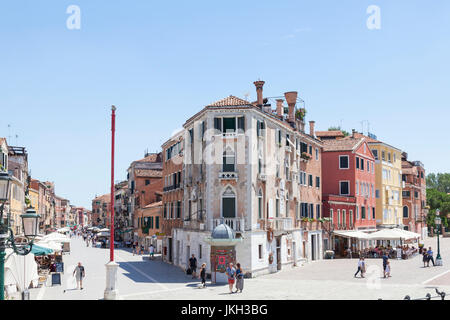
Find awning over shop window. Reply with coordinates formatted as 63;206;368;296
333;230;371;239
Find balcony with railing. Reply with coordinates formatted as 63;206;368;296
297;219;322;231
219;172;238;180
272;217;294;231
212;217;245;232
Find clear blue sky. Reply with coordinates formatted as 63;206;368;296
1;1;449;208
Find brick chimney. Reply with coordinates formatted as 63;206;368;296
309;121;315;137
284;91;297;124
254;80;265;107
276;99;284;117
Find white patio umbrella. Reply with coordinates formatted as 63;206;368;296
392;228;421;240
42;232;71;243
366;228;407;240
35;240;63;253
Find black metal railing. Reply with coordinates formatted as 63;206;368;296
403;288;446;301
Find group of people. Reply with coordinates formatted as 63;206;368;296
225;262;244;294
354;251;392;278
188;254;207;288
187;254;244;293
132;241;155;258
422;247;436;267
83;233;98;247
355;246;437;279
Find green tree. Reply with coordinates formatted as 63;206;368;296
426;187;450;230
426;173;450;193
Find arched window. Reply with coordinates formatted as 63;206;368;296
223;148;235;172
257;189;263;219
403;206;409;218
222;186;236;218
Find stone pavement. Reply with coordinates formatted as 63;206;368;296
29;235;450;300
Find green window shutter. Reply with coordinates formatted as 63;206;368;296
238;116;245;133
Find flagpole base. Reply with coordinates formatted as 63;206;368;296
104;261;119;300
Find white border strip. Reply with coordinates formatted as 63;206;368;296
422;269;450;285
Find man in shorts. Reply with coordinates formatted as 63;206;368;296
149;244;155;259
73;262;85;290
226;262;236;294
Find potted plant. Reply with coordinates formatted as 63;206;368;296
295;108;306;121
301;152;311;161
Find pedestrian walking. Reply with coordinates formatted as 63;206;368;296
427;247;435;267
354;257;366;278
149;244;155;260
73;262;85;290
382;251;389;278
385;261;391;277
132;241;136;255
140;243;145;255
235;263;244;293
189;254;198;279
200;263;207;288
225;263;236;294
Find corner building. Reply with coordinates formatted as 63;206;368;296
170;81;323;281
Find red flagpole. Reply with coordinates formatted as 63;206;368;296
110;105;116;262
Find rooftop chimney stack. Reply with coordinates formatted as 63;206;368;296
309;121;315;137
284;91;298;124
276;99;284;117
254;80;265;107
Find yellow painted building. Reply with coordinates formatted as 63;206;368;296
9;177;25;235
369;141;403;227
29;188;39;214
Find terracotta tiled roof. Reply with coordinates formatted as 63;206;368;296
93;193;110;202
135;153;162;163
322;137;364;152
135;169;162;178
352;132;379;143
315;131;345;138
206;95;253;107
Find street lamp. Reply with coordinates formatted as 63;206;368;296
0;171;40;300
435;209;443;266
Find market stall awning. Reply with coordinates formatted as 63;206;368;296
333;230;370;239
118;228;133;234
30;244;54;256
35;240;62;252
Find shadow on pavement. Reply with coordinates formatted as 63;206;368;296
117;260;199;285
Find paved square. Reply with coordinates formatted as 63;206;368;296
30;236;450;300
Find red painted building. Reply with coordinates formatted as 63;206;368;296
319;132;377;232
401;153;427;238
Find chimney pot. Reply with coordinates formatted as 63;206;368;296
254;81;265;107
284;91;298;123
309;121;315;137
276;99;284;117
